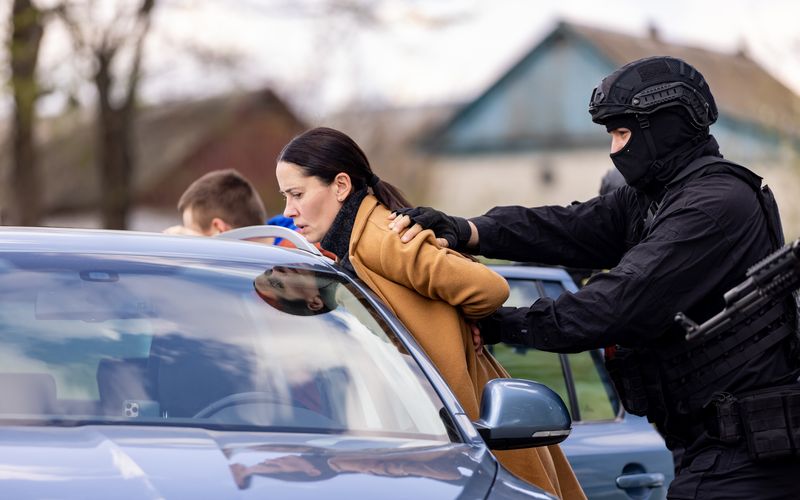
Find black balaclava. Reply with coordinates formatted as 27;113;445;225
605;114;650;187
604;107;719;197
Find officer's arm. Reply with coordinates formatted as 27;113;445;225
480;205;735;352
389;213;480;250
390;190;632;266
471;191;633;268
388;208;480;251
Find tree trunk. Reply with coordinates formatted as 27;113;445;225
95;51;133;230
92;0;154;230
6;0;43;226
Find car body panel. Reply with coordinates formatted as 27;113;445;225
565;415;673;499
0;426;500;500
490;264;674;500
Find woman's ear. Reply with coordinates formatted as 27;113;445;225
334;173;352;202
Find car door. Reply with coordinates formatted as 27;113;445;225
489;266;674;500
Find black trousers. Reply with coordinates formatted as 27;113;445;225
668;444;800;499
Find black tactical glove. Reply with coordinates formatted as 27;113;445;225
478;307;531;346
393;206;472;251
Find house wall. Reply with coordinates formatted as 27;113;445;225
424;149;612;217
740;160;800;239
714;116;800;164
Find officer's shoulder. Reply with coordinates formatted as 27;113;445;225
677;172;758;218
683;172;757;198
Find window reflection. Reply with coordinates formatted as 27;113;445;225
254;266;339;316
505;278;542;308
227;444;471;489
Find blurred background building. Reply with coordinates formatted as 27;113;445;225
18;89;304;229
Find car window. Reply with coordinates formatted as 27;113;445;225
540;280;565;299
494;277;619;422
0;253;451;441
490;344;568;402
506;278;541;305
566;350;618;420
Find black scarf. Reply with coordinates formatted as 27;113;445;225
320;189;368;273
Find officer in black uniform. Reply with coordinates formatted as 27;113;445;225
391;56;800;498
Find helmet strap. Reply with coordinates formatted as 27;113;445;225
636;114;659;160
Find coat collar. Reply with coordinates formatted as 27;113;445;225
345;194;395;313
348;194;381;257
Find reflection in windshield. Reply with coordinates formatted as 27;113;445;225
227;444;469;489
0;253;449;441
254;266;338;316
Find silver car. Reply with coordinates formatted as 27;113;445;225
0;227;571;499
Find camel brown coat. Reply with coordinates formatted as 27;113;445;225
347;195;585;499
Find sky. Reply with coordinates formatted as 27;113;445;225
13;0;800;118
146;0;800;115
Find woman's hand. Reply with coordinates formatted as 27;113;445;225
467;320;484;355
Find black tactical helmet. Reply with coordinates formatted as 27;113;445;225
588;56;718;129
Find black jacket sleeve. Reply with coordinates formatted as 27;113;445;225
482;199;744;352
470;188;639;269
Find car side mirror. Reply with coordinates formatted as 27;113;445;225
473;378;571;450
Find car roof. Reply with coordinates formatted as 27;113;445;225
0;227;332;269
488;264;573;282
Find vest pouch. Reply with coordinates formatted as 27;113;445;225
737;385;800;462
704;392;742;444
605;347;649;416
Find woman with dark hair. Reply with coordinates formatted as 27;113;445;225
275;127;584;499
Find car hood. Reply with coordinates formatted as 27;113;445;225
0;426;497;499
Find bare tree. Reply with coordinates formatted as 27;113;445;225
55;0;156;229
15;0;459;229
5;0;44;226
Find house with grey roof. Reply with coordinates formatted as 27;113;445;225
421;20;800;237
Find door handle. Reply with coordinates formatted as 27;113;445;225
616;472;665;489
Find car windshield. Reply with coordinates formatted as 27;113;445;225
0;252;451;441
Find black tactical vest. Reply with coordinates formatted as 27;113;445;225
606;157;799;448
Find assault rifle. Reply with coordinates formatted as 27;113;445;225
676;239;800;341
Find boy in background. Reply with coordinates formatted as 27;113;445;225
164;169;333;257
164;169;267;236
